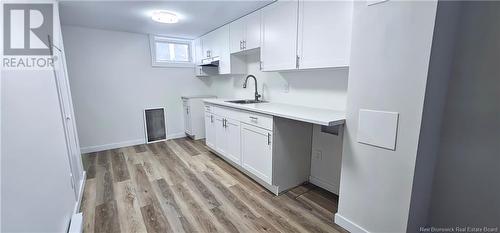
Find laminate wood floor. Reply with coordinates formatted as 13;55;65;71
80;137;348;233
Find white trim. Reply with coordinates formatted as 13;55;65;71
75;171;86;213
309;176;339;195
68;213;83;233
334;213;370;233
80;139;145;154
149;34;194;68
79;133;186;154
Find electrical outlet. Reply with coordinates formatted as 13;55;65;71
313;149;323;160
283;83;290;93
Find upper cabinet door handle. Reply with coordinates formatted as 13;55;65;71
267;132;271;145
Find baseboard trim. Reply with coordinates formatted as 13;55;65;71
309;176;339;195
75;171;86;213
334;213;369;233
80;133;186;153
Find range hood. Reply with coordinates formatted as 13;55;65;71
200;56;220;67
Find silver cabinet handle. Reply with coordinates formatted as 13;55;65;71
249;116;258;121
267;133;271;145
240;41;242;50
210;115;213;123
243;40;246;50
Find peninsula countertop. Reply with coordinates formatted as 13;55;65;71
203;99;345;126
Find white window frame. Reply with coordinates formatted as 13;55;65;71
149;35;194;68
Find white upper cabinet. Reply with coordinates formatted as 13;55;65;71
297;1;353;69
261;1;299;71
193;38;209;77
201;25;245;75
261;0;353;71
193;38;204;65
230;10;262;53
230;17;246;53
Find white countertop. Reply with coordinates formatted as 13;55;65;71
181;95;217;99
203;99;345;126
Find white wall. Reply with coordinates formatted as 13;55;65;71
429;1;500;227
407;1;462;231
335;1;438;232
1;4;79;231
212;53;348;111
62;26;214;152
210;52;349;194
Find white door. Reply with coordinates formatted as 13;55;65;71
183;105;192;135
297;0;353;69
245;10;262;51
204;113;216;149
261;1;299;71
230;18;246;53
52;31;83;199
241;123;273;184
223;118;241;165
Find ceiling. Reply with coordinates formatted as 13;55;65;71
59;1;273;39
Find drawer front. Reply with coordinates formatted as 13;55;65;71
241;111;273;130
213;105;243;121
204;104;213;113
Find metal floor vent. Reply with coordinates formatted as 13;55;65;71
144;107;167;143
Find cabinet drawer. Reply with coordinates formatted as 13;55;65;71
213;106;243;121
204;104;213;113
241;111;273;130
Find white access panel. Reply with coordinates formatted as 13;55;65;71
357;109;399;150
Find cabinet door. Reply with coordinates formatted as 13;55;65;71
183;105;192;134
230;18;246;53
214;25;231;74
241;123;273;184
193;38;203;64
214;115;227;156
204;113;216;149
200;34;213;59
261;1;299;71
245;10;262;51
297;0;352;69
224;118;241;165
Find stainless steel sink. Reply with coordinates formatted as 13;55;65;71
225;99;267;104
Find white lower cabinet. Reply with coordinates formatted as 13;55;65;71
241;123;273;184
203;103;313;195
214;115;241;165
183;104;192;135
224;118;241;165
204;112;216;149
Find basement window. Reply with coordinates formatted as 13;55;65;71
150;35;193;68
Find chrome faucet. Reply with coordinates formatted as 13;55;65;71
243;75;261;101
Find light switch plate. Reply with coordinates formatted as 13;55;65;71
357;109;399;150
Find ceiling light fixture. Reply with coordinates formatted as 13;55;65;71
151;10;179;24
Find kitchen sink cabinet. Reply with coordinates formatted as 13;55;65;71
204;103;312;195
